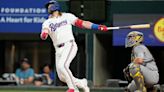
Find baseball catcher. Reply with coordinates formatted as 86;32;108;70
123;31;159;92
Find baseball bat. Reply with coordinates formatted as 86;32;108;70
107;24;151;30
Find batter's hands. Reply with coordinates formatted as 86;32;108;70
41;32;48;40
41;28;49;40
98;25;108;32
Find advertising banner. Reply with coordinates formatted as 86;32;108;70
113;14;164;46
0;0;48;33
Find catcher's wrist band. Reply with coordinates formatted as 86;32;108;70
91;23;99;30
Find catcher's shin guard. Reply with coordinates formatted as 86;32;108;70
129;63;146;92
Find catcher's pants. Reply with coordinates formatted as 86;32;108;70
55;40;82;90
128;64;159;92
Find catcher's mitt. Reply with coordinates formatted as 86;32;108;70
123;65;133;83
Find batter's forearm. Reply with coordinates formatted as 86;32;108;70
74;19;108;31
82;21;93;29
75;19;98;29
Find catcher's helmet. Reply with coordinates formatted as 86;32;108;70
125;31;144;47
45;0;61;14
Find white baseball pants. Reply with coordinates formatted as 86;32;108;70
55;40;83;90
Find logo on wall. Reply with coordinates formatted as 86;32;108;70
154;18;164;42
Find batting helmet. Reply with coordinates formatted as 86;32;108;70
125;31;144;47
45;0;61;14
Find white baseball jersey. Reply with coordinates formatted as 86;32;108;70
42;13;78;46
42;13;89;91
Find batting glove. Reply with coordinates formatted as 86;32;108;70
41;32;48;40
98;25;108;32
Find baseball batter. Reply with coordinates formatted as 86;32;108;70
40;0;108;92
124;31;159;92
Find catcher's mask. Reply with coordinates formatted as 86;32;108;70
125;31;144;47
45;0;61;14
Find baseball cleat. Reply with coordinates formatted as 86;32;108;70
67;88;79;92
67;89;74;92
81;78;90;92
